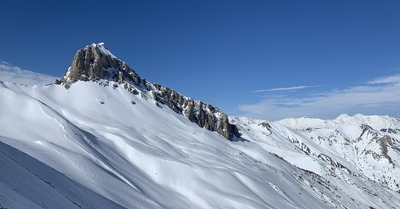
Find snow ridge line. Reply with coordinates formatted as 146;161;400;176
0;142;84;208
35;102;143;192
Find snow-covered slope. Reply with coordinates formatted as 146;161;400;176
230;116;400;207
1;44;400;208
0;140;123;209
277;114;400;191
0;81;326;209
2;80;400;209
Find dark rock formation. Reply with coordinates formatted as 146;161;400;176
60;43;142;86
59;43;240;140
156;85;240;140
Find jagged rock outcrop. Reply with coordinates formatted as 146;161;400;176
58;43;240;140
59;43;142;87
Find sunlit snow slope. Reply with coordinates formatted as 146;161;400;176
278;115;400;191
1;43;400;208
1;80;400;209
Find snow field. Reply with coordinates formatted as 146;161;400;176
1;81;400;208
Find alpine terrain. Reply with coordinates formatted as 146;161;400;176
1;43;400;209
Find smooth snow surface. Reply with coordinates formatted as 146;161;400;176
1;81;400;209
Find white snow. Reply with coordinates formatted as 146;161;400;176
0;61;58;85
1;80;400;209
91;42;117;59
278;114;400;131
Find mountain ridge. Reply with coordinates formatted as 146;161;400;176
231;115;400;191
278;113;400;132
1;44;400;208
57;43;240;140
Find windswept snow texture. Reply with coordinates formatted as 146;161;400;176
1;81;400;208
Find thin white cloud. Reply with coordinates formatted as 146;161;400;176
0;61;57;85
367;74;400;84
253;85;311;93
240;75;400;121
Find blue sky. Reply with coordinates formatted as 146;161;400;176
1;0;400;120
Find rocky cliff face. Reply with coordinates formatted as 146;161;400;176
58;43;240;140
59;43;142;87
151;84;240;140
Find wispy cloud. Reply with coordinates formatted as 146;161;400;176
367;74;400;84
240;75;400;121
253;85;322;93
0;61;57;85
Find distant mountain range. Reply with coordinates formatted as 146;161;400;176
0;43;399;209
279;114;400;133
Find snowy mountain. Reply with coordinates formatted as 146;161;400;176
1;43;400;209
279;114;400;133
57;43;239;140
277;114;400;191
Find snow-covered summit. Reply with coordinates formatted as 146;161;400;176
90;42;117;59
278;114;400;132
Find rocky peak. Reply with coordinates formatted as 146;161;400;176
58;43;240;140
59;43;142;86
